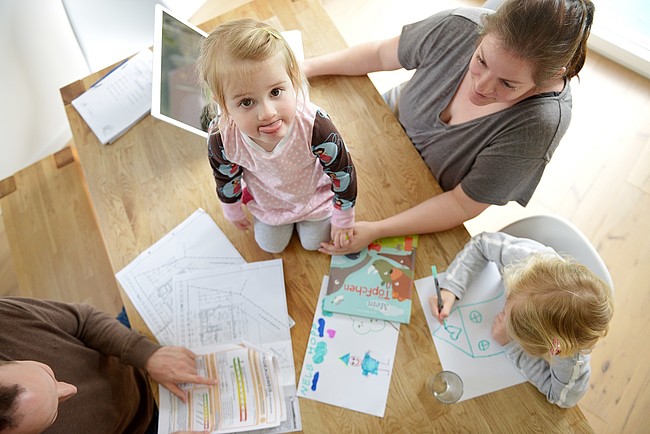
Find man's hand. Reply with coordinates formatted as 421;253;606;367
146;346;218;402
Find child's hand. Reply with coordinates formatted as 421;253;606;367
428;289;456;324
491;311;512;346
232;217;252;231
331;226;354;249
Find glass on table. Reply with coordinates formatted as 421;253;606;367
426;370;463;404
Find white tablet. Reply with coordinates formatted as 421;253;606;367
151;4;209;138
151;5;304;138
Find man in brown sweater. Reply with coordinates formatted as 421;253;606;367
0;297;215;433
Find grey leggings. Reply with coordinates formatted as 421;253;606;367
254;217;331;253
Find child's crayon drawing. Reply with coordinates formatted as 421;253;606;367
415;263;527;402
298;276;400;417
432;291;506;358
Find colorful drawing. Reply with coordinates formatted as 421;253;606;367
340;351;391;376
297;277;400;417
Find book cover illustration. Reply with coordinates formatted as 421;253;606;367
322;235;418;324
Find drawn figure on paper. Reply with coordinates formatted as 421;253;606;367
351;317;386;335
312;341;328;364
316;317;337;338
340;351;390;376
433;293;505;359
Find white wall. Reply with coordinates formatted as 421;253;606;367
0;0;88;181
0;0;205;181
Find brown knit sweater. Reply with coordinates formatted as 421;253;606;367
0;297;161;433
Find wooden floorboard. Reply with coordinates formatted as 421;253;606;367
0;148;122;315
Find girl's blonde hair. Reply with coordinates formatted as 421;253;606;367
197;19;305;121
503;253;613;358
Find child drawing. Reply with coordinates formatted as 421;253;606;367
430;232;614;408
340;351;390;376
198;19;357;253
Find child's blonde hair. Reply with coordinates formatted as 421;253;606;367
197;19;305;120
503;253;613;358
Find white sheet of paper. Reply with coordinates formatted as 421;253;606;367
414;263;526;402
169;259;301;433
72;48;153;144
172;260;295;381
297;276;400;417
115;208;245;345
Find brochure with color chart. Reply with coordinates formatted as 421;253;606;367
322;235;418;324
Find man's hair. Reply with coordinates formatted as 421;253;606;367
0;361;24;432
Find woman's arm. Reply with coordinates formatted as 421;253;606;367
303;36;402;78
319;184;489;254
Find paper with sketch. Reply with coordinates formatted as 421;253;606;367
414;264;526;402
116;208;245;345
72;48;153;144
172;260;295;380
158;342;286;433
297;276;400;417
169;259;301;434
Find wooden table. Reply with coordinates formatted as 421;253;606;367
60;0;592;432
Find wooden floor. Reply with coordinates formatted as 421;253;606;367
1;0;648;432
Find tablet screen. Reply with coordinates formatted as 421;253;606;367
152;5;209;138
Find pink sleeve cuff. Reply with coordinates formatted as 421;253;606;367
222;202;246;222
331;207;355;229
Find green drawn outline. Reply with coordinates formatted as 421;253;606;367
432;290;505;359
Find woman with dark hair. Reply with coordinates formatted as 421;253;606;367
304;0;595;254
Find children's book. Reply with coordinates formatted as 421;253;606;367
322;235;418;324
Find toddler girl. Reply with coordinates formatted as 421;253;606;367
431;232;613;407
198;19;357;253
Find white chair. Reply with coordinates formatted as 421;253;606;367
499;214;614;290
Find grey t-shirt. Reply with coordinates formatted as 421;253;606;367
397;8;572;206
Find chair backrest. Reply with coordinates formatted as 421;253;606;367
499;214;614;290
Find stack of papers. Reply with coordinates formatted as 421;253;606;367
159;342;287;433
72;48;153;144
115;209;301;433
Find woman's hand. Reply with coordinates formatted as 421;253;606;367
491;311;512;346
428;289;456;324
146;347;218;402
319;221;378;255
330;225;354;249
